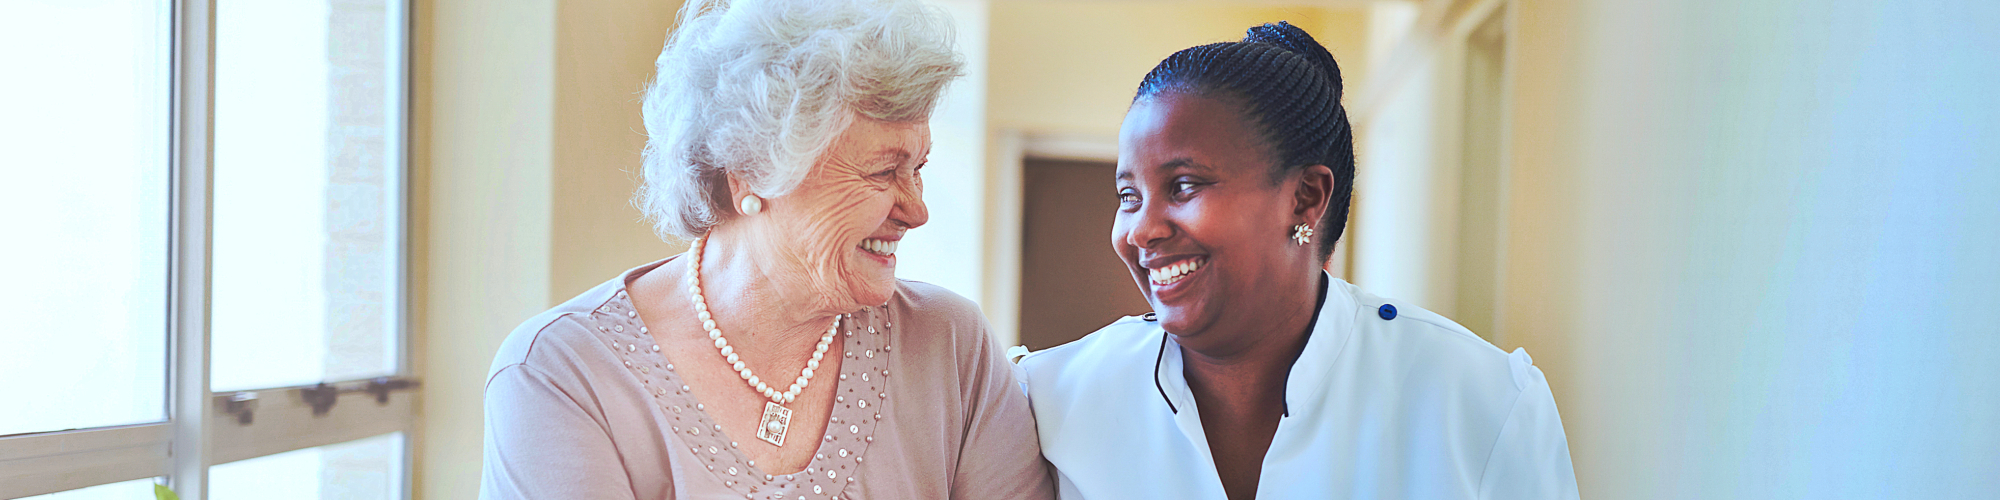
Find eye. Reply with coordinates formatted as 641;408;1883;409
1170;177;1202;197
1117;187;1140;210
870;166;898;180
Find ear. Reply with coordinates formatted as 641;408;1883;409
724;172;754;212
1292;164;1335;226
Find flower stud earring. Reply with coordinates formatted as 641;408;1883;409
739;195;763;215
1291;223;1314;246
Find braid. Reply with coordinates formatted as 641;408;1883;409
1134;21;1356;261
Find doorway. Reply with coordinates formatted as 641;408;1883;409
1017;158;1152;350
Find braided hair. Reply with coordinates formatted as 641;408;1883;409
1135;21;1355;261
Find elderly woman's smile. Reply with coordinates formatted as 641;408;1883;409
752;117;932;308
860;238;899;257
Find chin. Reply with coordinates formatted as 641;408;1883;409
838;266;897;307
1152;303;1214;338
849;281;895;308
1157;310;1191;335
845;262;899;306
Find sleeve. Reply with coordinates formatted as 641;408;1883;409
480;363;639;500
1477;360;1580;500
949;315;1059;500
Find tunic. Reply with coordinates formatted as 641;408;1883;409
482;258;1056;500
1020;273;1577;499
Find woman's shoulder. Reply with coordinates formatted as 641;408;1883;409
892;278;984;320
1018;315;1160;375
487;276;630;384
1339;281;1546;401
1014;314;1162;412
885;279;994;354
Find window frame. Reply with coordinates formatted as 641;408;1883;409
0;0;417;497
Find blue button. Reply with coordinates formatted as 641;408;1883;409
1378;304;1397;320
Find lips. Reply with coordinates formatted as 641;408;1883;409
1146;256;1206;285
859;238;899;256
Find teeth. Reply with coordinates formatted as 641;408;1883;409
860;238;898;256
1148;258;1205;285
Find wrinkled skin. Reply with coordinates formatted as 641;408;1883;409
629;116;930;474
726;116;931;315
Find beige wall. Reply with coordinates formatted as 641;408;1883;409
411;0;554;498
413;1;682;498
989;2;1369;139
1494;0;1582;428
552;0;690;301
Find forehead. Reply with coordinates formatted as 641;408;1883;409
1117;93;1271;179
827;117;930;164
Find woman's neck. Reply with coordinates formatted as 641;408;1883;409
683;229;846;353
1177;271;1325;412
1176;271;1325;500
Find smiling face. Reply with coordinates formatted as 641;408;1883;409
1115;93;1322;345
754;117;931;310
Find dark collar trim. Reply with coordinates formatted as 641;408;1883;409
1152;272;1333;417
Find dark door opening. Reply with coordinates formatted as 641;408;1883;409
1018;158;1152;350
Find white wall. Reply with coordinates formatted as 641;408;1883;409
894;0;991;316
1561;1;2000;497
1360;1;2000;497
1352;36;1447;309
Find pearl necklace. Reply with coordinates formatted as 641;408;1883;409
687;234;837;446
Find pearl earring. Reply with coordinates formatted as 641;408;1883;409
738;195;763;215
1291;223;1314;246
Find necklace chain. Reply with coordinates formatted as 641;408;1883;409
687;235;838;406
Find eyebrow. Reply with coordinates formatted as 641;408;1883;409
1116;157;1210;180
857;147;919;170
871;149;912;163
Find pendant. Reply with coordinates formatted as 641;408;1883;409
757;401;792;446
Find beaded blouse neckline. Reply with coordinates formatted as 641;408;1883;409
587;270;899;500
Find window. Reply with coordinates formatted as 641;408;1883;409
210;0;404;393
0;0;172;440
0;0;415;498
17;479;162;500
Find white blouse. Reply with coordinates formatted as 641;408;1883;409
1020;274;1578;499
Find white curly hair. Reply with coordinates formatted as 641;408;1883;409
636;0;965;240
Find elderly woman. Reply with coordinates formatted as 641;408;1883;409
1021;22;1577;499
480;1;1054;498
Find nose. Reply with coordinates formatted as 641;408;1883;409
891;172;929;230
1121;198;1172;250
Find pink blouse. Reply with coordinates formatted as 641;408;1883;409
481;258;1056;499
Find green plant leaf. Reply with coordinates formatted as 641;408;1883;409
154;483;181;500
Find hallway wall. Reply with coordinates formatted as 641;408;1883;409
1495;1;2000;497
